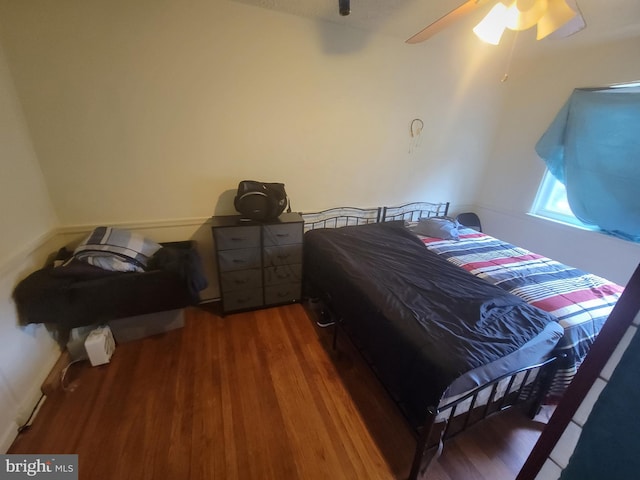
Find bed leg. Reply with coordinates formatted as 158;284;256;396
528;355;562;419
408;407;443;480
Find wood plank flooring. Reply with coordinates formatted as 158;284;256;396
9;303;548;479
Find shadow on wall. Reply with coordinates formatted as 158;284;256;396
212;189;239;217
314;17;371;54
312;0;418;54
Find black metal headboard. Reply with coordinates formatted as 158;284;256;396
381;201;450;222
301;201;449;231
301;206;381;232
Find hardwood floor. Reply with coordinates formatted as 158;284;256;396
9;303;548;479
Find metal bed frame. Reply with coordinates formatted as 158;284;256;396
408;357;557;479
381;201;450;222
301;201;559;479
302;206;381;232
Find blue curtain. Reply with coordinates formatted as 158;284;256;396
535;89;640;242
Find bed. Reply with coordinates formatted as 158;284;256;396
302;202;623;479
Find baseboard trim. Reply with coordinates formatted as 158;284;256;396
41;350;71;397
58;216;213;235
0;228;59;278
0;420;19;454
2;344;59;453
15;346;60;427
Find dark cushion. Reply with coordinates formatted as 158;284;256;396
412;217;460;240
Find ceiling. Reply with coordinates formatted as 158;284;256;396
230;0;640;52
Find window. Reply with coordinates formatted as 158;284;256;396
534;84;640;241
531;170;591;228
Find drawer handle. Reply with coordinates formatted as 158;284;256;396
233;259;247;264
276;233;289;238
231;237;245;242
234;279;247;285
276;273;289;279
277;254;290;260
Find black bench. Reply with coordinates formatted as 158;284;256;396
13;241;205;333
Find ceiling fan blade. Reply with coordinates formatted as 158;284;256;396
546;0;586;38
405;0;491;44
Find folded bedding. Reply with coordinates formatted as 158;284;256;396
69;226;162;272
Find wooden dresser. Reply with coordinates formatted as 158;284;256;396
211;212;303;314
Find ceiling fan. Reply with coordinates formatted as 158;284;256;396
406;0;586;45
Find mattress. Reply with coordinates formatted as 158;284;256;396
304;221;563;428
443;320;562;398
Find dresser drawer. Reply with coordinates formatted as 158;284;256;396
223;288;264;312
220;268;262;292
217;248;261;272
263;244;303;267
263;223;302;246
264;283;301;305
264;264;302;286
214;226;261;250
212;213;303;314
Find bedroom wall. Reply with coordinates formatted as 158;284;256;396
474;35;640;286
0;40;62;452
0;0;505;226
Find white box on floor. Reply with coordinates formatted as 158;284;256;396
67;324;99;360
107;308;185;344
84;326;116;366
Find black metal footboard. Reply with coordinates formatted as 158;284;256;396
311;304;559;480
408;355;559;480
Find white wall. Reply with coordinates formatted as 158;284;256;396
0;40;61;452
475;36;640;286
0;0;505;225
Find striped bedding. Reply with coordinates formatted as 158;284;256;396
414;228;624;399
69;226;162;273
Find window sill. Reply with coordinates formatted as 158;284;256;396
527;212;596;232
527;212;639;244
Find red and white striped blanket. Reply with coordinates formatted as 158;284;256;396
415;229;623;397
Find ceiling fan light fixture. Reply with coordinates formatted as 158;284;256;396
536;0;577;39
504;0;548;31
406;0;586;46
473;2;509;45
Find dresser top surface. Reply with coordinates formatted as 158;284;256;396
211;212;303;228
